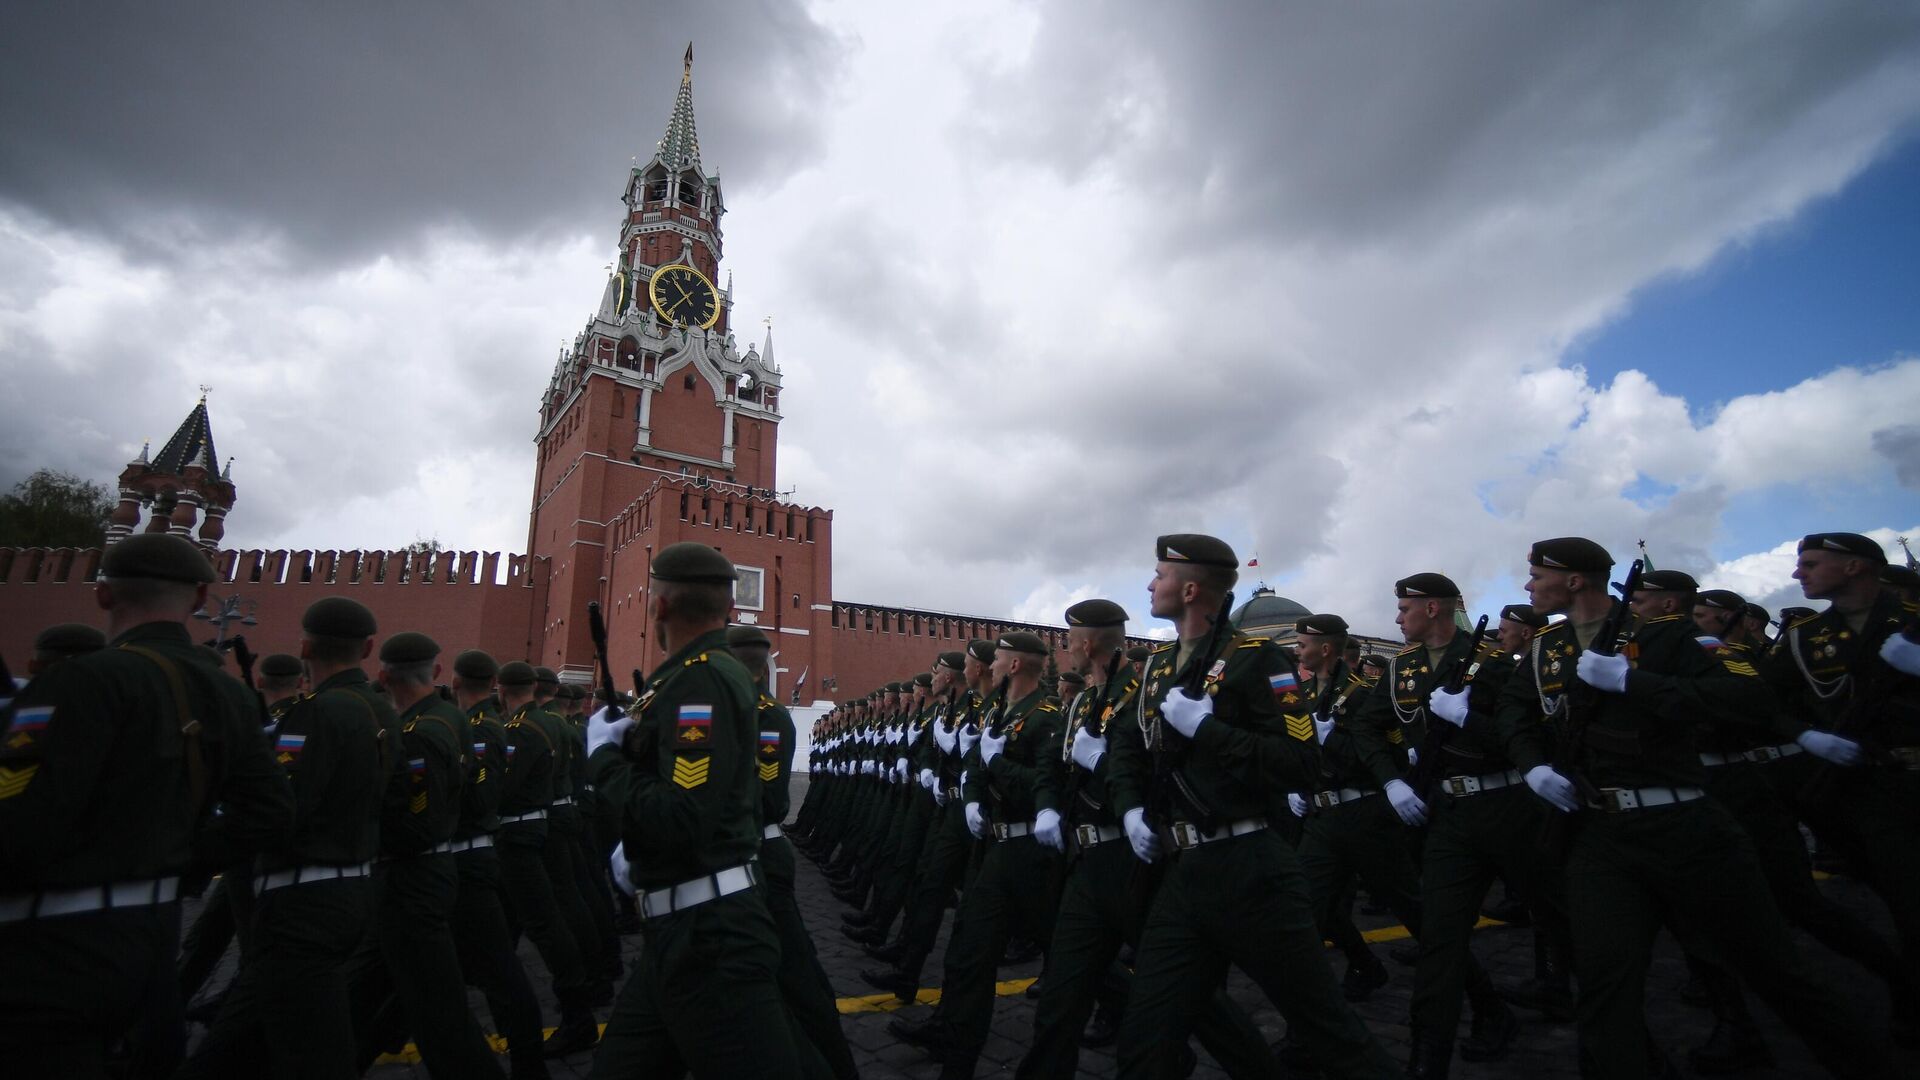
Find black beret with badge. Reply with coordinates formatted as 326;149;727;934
1881;565;1920;590
1798;532;1886;565
1155;533;1238;569
1528;537;1613;574
937;651;966;672
726;624;772;649
497;660;537;687
1064;599;1128;627
100;532;218;584
34;622;106;656
912;671;933;688
378;631;441;664
302;596;377;639
997;630;1048;656
1499;603;1549;628
1693;589;1745;612
260;652;304;678
1294;613;1350;637
650;541;738;583
1057;670;1085;687
533;666;559;687
1125;645;1150;662
453;649;498;680
966;639;997;663
1394;573;1460;599
1636;569;1698;593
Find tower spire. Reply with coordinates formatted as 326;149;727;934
656;42;702;170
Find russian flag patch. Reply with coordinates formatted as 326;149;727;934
6;706;52;749
275;733;306;764
408;757;428;776
676;704;714;747
1695;636;1723;653
1269;671;1299;695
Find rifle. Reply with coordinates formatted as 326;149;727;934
1406;615;1490;797
227;633;274;729
1540;559;1642;852
1148;590;1235;833
1063;649;1125;815
980;675;1014;737
585;601;620;721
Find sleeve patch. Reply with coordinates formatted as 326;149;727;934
1285;714;1314;742
0;763;39;798
5;706;53;750
758;731;781;758
758;761;781;782
275;733;307;765
675;704;714;747
1721;660;1759;677
671;752;711;789
1695;635;1724;652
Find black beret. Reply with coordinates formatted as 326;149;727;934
565;683;588;701
1057;670;1085;686
33;622;105;655
1779;606;1818;626
1294;613;1350;637
912;672;933;688
726;624;772;648
1358;653;1389;671
1636;569;1699;593
100;533;216;584
532;666;559;687
966;639;997;663
1499;603;1550;628
885;681;903;693
378;631;440;664
1529;537;1613;574
1741;603;1770;623
1799;532;1886;565
453;649;498;680
1395;573;1460;599
1125;645;1150;662
302;596;377;639
650;541;738;583
996;630;1049;656
1880;565;1920;590
1155;534;1237;569
497;660;537;686
260;652;303;678
1064;599;1128;628
937;651;966;672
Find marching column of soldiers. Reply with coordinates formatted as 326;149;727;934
0;527;1916;1079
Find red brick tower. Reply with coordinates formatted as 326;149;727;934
106;390;237;551
527;47;831;695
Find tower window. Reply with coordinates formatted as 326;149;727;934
683;373;695;391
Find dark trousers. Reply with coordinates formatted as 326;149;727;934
1116;832;1398;1080
179;875;375;1080
1565;798;1895;1079
764;836;861;1080
497;824;591;1003
866;791;936;927
931;833;1056;1078
547;806;613;979
178;874;254;1003
348;853;503;1078
453;845;549;1074
588;889;802;1079
0;904;179;1080
1018;838;1278;1080
895;802;974;984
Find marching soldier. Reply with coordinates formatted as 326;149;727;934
0;534;293;1077
583;541;804;1077
1496;603;1546;658
535;667;620;991
24;622;106;675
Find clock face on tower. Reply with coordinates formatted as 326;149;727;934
648;263;720;329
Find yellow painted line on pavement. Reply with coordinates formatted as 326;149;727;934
375;1024;606;1066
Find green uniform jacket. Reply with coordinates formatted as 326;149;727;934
1298;662;1382;792
1039;668;1140;830
589;628;760;889
0;621;294;889
1110;634;1319;824
262;667;399;872
538;704;578;801
499;701;558;817
1354;635;1519;783
757;691;797;826
964;688;1060;824
459;700;509;838
381;694;468;856
1763;594;1920;748
1500;610;1765;790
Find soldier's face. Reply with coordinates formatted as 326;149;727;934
1793;551;1859;600
1148;562;1188;619
1741;612;1771;639
1630;592;1682;621
1394;599;1430;640
1497;619;1531;654
1692;605;1735;639
964;655;988;684
989;649;1015;682
1526;566;1574;614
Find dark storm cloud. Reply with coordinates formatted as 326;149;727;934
0;1;847;264
1873;423;1920;489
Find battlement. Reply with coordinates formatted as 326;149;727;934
0;546;527;587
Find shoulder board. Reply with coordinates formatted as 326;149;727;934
1150;641;1177;655
680;651;713;668
1035;702;1060;713
1787;611;1822;631
1474;638;1505;658
1344;671;1371;692
1394;643;1420;657
757;696;776;710
1237;635;1271;649
1643;613;1685;625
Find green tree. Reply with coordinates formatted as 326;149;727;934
399;536;443;583
0;469;112;548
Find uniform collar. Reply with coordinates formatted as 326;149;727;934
313;667;370;693
108;620;194;649
647;626;732;683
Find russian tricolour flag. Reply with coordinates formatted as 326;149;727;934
1269;671;1299;696
1695;636;1724;653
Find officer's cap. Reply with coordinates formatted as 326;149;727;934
727;624;772;649
1294;613;1350;637
1881;565;1920;590
302;597;377;640
260;652;304;678
1394;573;1460;599
1064;599;1128;628
965;639;997;663
996;630;1049;656
100;533;217;584
1694;589;1746;612
1528;537;1613;574
497;661;538;687
378;631;440;664
1124;645;1150;662
650;542;738;583
1636;569;1699;594
936;651;966;672
1155;534;1237;570
453;649;498;680
912;672;933;688
1499;603;1549;628
1798;532;1886;565
33;622;105;656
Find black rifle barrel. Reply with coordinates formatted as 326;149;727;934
585;601;620;717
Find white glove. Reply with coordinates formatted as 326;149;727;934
1034;808;1065;852
935;720;957;754
1428;686;1470;727
1288;793;1309;818
1123;806;1160;863
965;801;987;838
1407;746;1419;767
608;842;636;897
979;727;1007;765
1070;729;1107;772
1313;716;1334;743
1160;687;1213;738
1881;632;1920;676
1576;650;1629;693
896;756;910;780
919;767;936;791
1525;765;1581;813
933;781;949;806
1797;729;1865;767
960;725;980;754
586;705;633;757
1384;778;1429;827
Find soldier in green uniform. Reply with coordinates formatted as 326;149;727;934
347;631;504;1077
1108;535;1398;1080
584;541;803;1078
448;650;551;1080
24;622;106;675
0;534;293;1077
728;624;861;1080
846;666;942;947
180;596;402;1080
495;660;602;1058
536;669;622;986
1499;536;1896;1078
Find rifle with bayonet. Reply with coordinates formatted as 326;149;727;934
1540;559;1641;853
1406;614;1490;799
586;601;623;751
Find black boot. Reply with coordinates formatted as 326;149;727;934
862;967;917;1003
1388;941;1421;967
543;1001;600;1059
1343;955;1389;1002
889;1014;950;1060
1460;962;1518;1062
1080;1002;1120;1048
1498;929;1573;1021
1405;1028;1452;1080
864;939;904;964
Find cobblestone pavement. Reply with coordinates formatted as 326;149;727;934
177;776;1914;1077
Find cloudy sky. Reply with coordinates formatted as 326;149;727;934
3;1;1918;639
